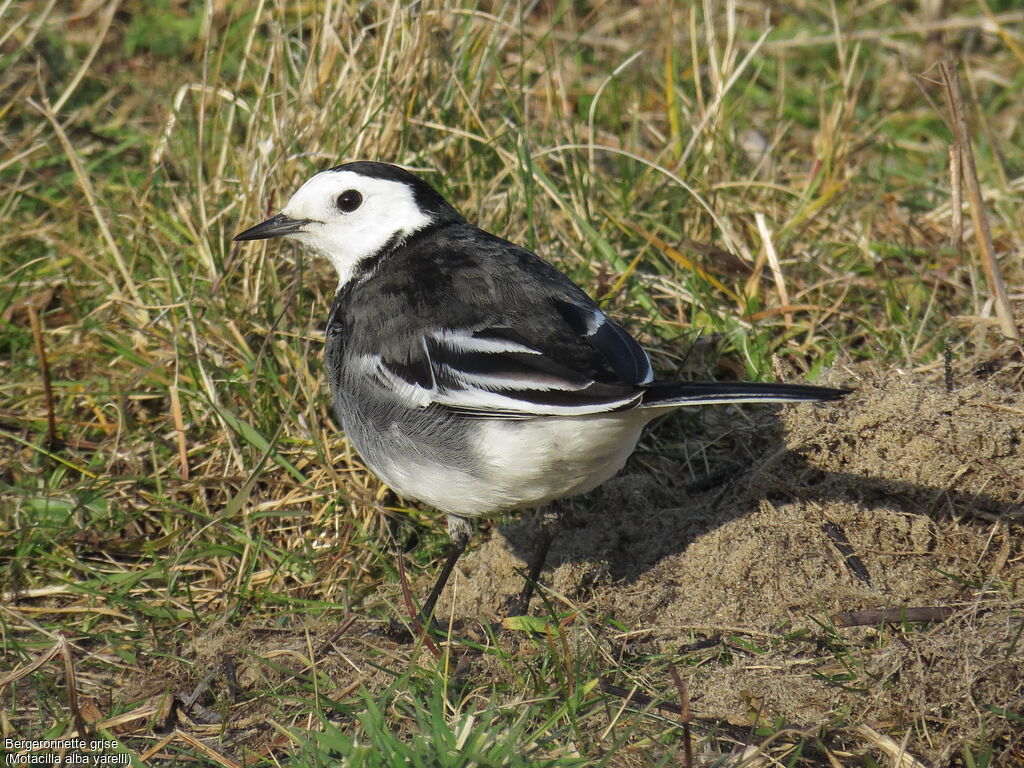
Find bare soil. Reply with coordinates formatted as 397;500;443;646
433;355;1024;764
128;353;1024;764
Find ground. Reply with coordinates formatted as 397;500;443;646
437;357;1023;764
2;1;1023;766
103;350;1023;766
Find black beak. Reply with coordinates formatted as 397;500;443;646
233;212;312;241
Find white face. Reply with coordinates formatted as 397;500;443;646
279;170;434;286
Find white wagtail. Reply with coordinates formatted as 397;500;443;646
234;161;848;619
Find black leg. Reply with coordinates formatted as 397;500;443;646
505;507;561;616
418;514;471;624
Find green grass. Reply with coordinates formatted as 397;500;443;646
2;0;1023;765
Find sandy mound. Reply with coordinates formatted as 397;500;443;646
434;363;1024;761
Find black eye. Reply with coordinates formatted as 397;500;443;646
336;189;362;212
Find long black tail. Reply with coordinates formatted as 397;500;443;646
641;380;850;408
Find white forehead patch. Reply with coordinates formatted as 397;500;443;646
278;170;434;287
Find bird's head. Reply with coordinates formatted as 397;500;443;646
234;162;461;286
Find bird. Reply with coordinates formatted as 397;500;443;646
234;161;848;622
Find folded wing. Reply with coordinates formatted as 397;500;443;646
360;299;654;418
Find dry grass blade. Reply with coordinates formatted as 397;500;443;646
397;554;440;659
832;606;957;627
754;212;791;328
977;0;1024;66
94;702;161;734
611;215;740;302
847;724;928;768
0;428;98;479
172;729;243;768
938;53;1020;341
58;636;87;738
948;144;963;254
27;96;145;313
0;634;86;738
667;663;694;768
0;636;65;690
169;382;189;480
137;732;176;763
52;0;118;113
27;304;56;448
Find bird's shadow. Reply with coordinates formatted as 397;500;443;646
494;402;1022;586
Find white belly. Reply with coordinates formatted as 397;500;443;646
370;411;650;518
